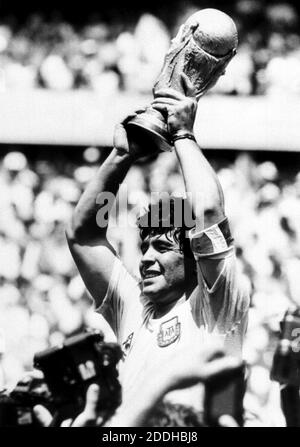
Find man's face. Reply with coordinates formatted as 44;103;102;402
139;232;186;306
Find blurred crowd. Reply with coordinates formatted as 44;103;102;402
1;1;300;96
0;147;299;426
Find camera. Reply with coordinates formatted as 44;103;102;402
33;330;123;423
0;376;51;426
271;307;300;385
0;330;123;426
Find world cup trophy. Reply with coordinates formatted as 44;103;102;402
126;8;238;152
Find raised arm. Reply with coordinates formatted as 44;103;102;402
66;115;140;308
152;77;229;287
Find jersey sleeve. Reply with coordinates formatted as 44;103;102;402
189;217;234;260
189;218;250;355
96;257;141;339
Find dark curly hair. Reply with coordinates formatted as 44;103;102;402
146;400;204;427
137;196;196;260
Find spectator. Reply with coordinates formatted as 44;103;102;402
0;4;299;96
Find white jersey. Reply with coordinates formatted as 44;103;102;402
97;223;250;410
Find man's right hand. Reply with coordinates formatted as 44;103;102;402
114;110;159;159
113;111;143;158
113;113;139;155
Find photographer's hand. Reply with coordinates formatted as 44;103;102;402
218;415;239;427
33;384;102;427
159;339;242;391
107;340;242;427
33;404;53;427
71;384;102;427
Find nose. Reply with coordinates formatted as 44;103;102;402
140;245;157;270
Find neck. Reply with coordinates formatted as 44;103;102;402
153;294;186;319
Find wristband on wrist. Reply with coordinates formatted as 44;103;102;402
172;131;196;144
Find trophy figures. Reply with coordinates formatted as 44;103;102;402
126;8;238;152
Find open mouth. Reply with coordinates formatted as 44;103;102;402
142;270;161;280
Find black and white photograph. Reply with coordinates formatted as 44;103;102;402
0;0;300;431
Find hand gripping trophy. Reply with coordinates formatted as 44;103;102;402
126;8;238;152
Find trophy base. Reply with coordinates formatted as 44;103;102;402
126;109;173;152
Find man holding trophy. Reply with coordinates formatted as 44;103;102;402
67;9;249;417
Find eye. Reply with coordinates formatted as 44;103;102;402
141;244;148;254
155;243;171;253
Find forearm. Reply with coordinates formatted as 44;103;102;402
71;149;135;243
175;139;225;229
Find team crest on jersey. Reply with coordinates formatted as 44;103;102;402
157;316;181;347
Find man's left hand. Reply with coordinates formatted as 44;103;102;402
151;74;198;139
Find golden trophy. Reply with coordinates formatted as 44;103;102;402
126;8;238;152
